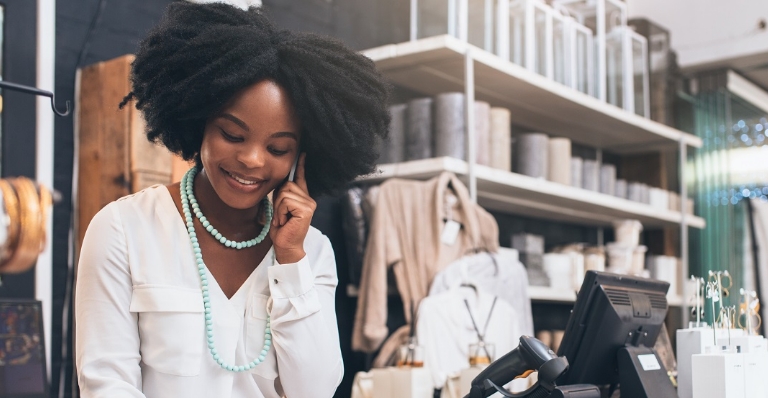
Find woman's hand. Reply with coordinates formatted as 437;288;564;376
270;153;315;264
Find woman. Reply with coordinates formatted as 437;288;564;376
75;3;390;397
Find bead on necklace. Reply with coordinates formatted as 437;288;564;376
181;167;273;372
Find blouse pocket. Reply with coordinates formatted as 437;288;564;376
246;294;278;380
130;285;204;377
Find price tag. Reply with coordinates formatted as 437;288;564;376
638;354;661;371
441;220;461;246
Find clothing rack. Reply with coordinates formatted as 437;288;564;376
0;80;71;117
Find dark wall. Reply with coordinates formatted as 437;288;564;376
52;1;173;396
263;0;410;51
1;0;38;298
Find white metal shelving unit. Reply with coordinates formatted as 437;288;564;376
359;157;705;229
359;35;703;310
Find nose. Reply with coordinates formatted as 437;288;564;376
235;144;267;169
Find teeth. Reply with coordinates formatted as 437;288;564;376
227;171;258;185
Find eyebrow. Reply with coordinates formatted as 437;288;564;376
219;113;298;140
219;113;250;132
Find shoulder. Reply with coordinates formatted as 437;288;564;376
113;184;171;211
86;184;172;235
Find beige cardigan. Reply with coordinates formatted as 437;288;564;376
352;172;499;353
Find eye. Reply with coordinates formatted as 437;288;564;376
219;129;243;142
268;146;290;156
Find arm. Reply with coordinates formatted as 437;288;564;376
75;204;145;397
267;234;343;398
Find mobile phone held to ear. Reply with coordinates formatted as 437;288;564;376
288;154;299;182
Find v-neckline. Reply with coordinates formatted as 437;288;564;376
161;184;272;302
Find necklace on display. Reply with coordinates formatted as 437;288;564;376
183;167;273;249
181;167;273;372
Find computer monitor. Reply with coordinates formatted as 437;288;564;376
556;271;675;398
0;300;48;398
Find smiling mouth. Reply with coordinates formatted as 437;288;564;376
223;169;261;186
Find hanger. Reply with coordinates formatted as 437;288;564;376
0;80;71;116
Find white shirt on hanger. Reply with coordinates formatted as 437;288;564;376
416;287;523;390
75;185;343;398
429;249;534;336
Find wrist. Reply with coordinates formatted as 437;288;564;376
274;248;306;264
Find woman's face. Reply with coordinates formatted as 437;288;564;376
199;79;301;210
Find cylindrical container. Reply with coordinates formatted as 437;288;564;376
489;107;512;171
514;133;549;178
548;138;572;185
405;97;432;161
641;184;651;204
396;336;424;368
649;255;679;296
582;160;599;191
615;179;628;199
570;157;583;188
434;92;466;160
599;164;616;195
649;188;669;210
380;104;406;164
606;242;633;274
628;182;644;202
474;101;491;166
543;253;573;290
584;247;606;272
613;219;643;247
631;245;648;276
469;342;496;365
570;252;586;291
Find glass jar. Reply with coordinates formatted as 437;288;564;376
397;337;424;368
468;341;496;366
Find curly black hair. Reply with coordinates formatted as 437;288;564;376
120;2;390;196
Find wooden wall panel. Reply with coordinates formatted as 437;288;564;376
77;55;173;250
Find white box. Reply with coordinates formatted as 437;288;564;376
743;351;768;397
371;367;433;398
717;335;767;353
677;328;745;398
691;351;746;398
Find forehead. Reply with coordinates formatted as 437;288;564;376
219;79;301;133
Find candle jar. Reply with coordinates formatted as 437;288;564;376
468;342;496;366
397;337;424;368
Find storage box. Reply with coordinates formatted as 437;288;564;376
371;367;433;398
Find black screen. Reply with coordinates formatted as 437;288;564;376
556;271;669;387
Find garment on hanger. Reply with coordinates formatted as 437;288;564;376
429;249;534;336
352;172;499;354
416;287;523;389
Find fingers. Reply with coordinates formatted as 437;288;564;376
272;189;316;227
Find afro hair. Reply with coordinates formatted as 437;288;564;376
121;1;391;196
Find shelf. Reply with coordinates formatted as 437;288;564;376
359;157;706;229
528;286;577;303
529;285;689;308
348;284;690;308
362;35;702;154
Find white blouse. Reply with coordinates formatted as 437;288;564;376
75;185;343;398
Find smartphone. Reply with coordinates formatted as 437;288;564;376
288;153;300;182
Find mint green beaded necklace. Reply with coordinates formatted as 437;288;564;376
181;167;272;372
